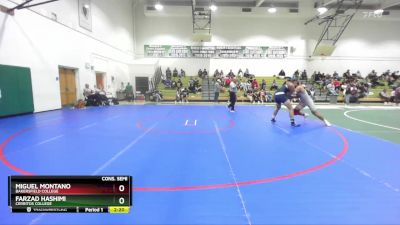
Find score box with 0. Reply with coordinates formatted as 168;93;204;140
8;176;133;213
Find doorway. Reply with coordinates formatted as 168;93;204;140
135;77;149;94
96;72;106;90
59;67;77;106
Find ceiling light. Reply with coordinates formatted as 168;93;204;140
268;7;277;13
374;9;384;14
155;3;163;11
317;7;328;15
83;4;90;9
209;4;218;11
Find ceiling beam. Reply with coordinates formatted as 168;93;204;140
255;0;265;7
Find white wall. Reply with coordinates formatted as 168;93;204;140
134;1;400;77
0;0;134;112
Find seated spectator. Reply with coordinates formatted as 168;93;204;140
179;69;186;78
163;79;172;88
202;69;208;77
83;84;93;98
246;89;254;102
327;80;338;95
301;70;308;80
379;89;390;105
166;67;172;80
188;78;196;93
356;70;362;78
358;83;369;98
238;69;243;77
214;69;220;77
309;86;316;100
225;77;232;86
173;68;178;77
252;79;259;90
244;68;250;78
181;87;189;103
177;79;183;88
349;83;359;103
292;70;300;80
343;70;351;80
241;80;251;92
198;69;203;78
270;79;278;90
261;79;267;90
278;69;285;79
228;69;235;77
171;80;177;89
333;79;341;91
333;71;339;79
252;91;261;104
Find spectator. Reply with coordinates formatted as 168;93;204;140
292;70;300;80
214;80;221;103
228;78;238;112
246;89;254;103
309;86;316;100
333;71;339;79
261;79;267;90
188;78;196;93
333;79;341;91
327;80;338;95
395;87;400;106
202;69;208;77
356;70;362;78
278;69;285;79
198;69;203;78
214;69;219;77
379;89;390;105
301;70;308;80
251;79;259;90
166;67;172;80
179;69;186;78
228;69;235;77
270;79;278;90
244;68;250;78
173;68;178;77
238;69;243;77
175;88;182;104
125;82;134;102
181;87;189;103
83;84;93;98
177;79;183;88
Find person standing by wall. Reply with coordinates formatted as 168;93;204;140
125;82;134;102
228;78;238;112
214;80;221;103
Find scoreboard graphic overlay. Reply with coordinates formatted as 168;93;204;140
8;176;132;213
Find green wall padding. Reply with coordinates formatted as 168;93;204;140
0;64;34;117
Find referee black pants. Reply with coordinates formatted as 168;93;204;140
228;91;237;111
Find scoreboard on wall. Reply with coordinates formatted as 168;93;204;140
8;176;132;213
144;45;289;59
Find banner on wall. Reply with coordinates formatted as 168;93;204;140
144;45;288;59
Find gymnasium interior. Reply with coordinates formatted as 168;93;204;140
0;0;399;224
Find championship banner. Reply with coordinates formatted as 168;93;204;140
144;45;288;59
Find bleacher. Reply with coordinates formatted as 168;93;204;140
154;75;394;103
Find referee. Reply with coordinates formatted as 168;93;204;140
228;78;238;112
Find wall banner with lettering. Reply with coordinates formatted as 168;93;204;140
144;45;288;59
